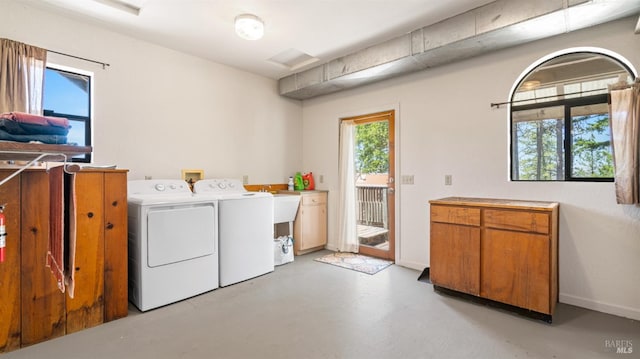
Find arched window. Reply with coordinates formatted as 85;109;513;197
510;49;636;181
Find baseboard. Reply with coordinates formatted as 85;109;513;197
395;259;425;271
325;244;338;252
560;293;640;321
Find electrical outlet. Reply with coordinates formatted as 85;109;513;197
401;175;414;184
319;174;324;183
242;175;249;185
445;175;452;186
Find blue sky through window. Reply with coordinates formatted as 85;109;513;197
43;68;89;117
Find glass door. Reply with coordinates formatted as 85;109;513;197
351;110;395;261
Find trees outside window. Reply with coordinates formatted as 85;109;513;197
511;51;633;182
512;97;613;181
355;121;389;176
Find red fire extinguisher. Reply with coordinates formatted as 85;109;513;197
0;204;6;263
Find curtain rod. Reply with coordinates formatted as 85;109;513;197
47;49;110;69
490;87;610;109
492;78;640;109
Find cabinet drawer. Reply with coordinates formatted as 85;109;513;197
431;205;480;226
484;209;549;234
301;193;326;206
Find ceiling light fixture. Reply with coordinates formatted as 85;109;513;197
521;80;541;90
235;14;264;41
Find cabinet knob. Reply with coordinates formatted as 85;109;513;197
112;200;118;207
87;212;94;218
106;222;114;230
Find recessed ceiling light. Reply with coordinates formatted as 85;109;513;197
235;14;264;41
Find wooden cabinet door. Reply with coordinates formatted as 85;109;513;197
21;171;65;346
430;222;480;295
66;172;104;333
103;172;128;322
0;171;22;352
293;193;327;254
481;228;550;313
300;203;326;249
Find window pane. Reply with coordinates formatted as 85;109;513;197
534;87;558;103
570;103;613;178
355;121;389;175
43;68;90;117
512;106;565;180
66;119;86;146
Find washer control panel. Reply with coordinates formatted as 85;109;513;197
128;179;191;195
193;178;246;194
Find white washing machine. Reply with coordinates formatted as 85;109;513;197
128;179;218;311
193;178;274;287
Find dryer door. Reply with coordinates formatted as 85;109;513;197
147;203;216;267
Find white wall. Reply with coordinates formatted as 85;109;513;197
302;17;640;320
0;0;303;183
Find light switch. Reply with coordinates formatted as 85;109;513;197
401;175;414;184
445;175;452;186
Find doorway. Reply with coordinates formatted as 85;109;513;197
340;110;395;261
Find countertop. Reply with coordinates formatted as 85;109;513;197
277;190;328;195
429;197;558;210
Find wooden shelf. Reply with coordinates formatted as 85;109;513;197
0;141;92;161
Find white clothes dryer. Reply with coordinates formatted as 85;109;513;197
193;178;274;287
128;179;218;311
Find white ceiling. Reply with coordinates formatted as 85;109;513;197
24;0;495;79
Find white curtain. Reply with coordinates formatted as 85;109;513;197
609;81;640;204
0;38;47;114
337;120;358;252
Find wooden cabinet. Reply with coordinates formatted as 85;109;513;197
429;197;559;319
66;170;128;333
285;191;327;255
103;172;129;322
0;168;128;353
0;170;23;352
20;171;66;346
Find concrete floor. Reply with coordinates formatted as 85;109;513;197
5;250;639;358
